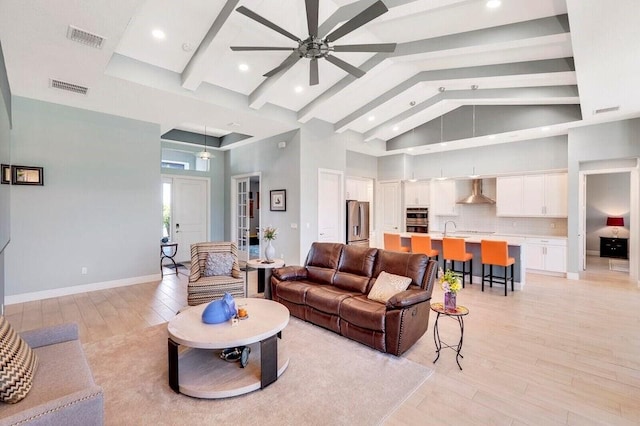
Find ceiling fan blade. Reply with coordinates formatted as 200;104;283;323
310;58;319;86
306;0;319;37
236;6;301;43
325;55;366;78
324;0;388;43
230;46;296;51
333;43;397;53
263;53;302;78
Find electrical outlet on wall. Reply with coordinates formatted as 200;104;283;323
81;267;88;275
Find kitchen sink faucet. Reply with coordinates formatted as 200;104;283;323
444;221;457;237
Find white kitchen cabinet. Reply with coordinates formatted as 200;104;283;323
496;173;567;217
526;237;566;273
496;176;523;216
404;181;430;206
378;181;402;234
431;180;458;216
345;178;369;202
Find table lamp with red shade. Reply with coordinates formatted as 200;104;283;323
606;216;624;237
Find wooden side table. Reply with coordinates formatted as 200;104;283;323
245;258;285;299
430;302;469;370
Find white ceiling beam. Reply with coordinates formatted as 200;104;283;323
298;14;570;123
181;0;240;91
364;85;580;140
334;58;575;132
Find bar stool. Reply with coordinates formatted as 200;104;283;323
481;240;515;296
442;237;473;287
384;233;409;252
410;235;439;262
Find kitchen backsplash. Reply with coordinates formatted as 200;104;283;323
430;203;568;237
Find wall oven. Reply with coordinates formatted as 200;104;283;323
406;208;429;233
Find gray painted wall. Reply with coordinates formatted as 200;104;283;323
379;136;568;181
586;173;630;252
227;130;301;265
161;140;226;241
346;150;377;179
0;41;11;312
567;119;640;274
5;97;161;297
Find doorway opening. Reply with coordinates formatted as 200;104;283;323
579;162;638;282
231;173;261;262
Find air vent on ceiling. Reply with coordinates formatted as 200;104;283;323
49;79;89;95
66;25;106;49
594;106;620;115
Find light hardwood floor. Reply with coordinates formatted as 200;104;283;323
4;258;640;425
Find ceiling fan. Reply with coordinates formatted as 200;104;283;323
230;0;397;86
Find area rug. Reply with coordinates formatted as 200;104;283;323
84;318;433;425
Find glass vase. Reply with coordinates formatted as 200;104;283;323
444;291;456;312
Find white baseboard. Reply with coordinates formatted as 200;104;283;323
5;274;161;305
566;272;579;280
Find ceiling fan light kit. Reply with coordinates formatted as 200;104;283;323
230;0;397;86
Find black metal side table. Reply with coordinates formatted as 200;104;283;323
161;242;179;277
430;302;469;370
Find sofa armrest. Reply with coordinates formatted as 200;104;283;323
272;266;308;281
386;289;431;309
20;323;79;348
0;386;104;426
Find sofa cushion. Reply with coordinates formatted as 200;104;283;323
333;245;377;293
371;250;428;291
276;280;316;305
305;243;343;285
306;286;355;315
203;252;234;277
340;296;387;332
0;316;39;404
367;271;412;303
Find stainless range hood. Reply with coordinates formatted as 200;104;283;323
456;179;495;204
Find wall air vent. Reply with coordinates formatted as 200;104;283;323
66;25;106;49
49;79;89;95
594;106;620;115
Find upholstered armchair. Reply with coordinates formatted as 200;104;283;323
188;242;245;306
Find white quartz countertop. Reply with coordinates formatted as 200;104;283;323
398;232;567;246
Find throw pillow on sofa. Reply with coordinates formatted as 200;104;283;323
204;252;235;277
0;316;39;404
367;271;412;303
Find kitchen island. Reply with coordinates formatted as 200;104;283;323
397;232;528;289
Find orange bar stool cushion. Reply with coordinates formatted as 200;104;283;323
384;233;410;252
442;238;473;262
481;240;515;266
410;235;439;259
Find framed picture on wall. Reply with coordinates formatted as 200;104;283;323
12;165;44;186
270;189;286;211
1;164;10;184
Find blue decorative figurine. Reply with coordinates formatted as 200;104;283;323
201;293;237;324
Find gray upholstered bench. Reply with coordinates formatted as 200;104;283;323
0;323;104;426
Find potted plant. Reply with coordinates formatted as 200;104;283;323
439;268;462;311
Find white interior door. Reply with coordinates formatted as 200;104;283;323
236;177;250;261
318;169;344;242
173;177;209;262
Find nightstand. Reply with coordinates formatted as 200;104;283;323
600;237;628;259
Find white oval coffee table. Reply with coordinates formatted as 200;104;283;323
167;298;290;399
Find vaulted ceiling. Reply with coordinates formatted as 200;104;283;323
1;0;639;156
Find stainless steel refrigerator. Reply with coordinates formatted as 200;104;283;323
346;200;370;247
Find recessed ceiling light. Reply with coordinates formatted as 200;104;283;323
541;126;550;131
238;63;249;72
182;43;193;52
294;85;304;93
407;147;414;152
486;0;501;8
152;29;166;40
438;87;446;92
368;116;375;122
392;126;400;132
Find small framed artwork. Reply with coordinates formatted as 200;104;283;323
270;189;286;211
12;165;44;186
1;164;10;184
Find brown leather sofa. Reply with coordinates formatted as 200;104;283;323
271;242;437;356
